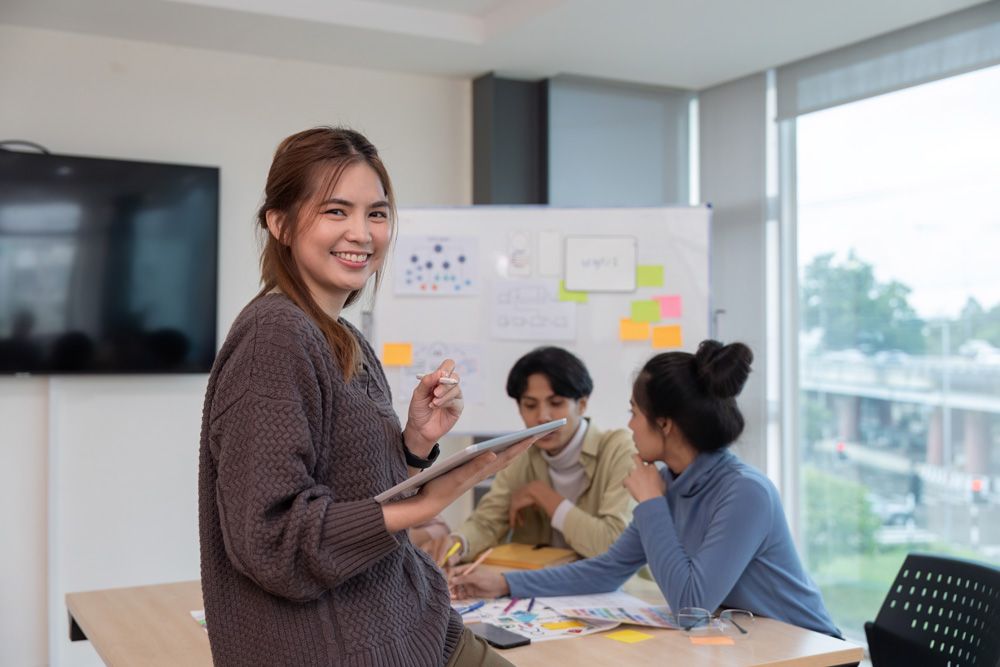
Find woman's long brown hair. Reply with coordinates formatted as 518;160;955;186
256;127;396;380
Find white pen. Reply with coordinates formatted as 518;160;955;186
416;373;459;385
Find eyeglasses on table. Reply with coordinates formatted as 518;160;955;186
676;607;756;637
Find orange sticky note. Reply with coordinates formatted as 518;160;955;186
382;343;413;366
689;635;735;645
652;325;683;349
606;629;654;643
620;318;651;341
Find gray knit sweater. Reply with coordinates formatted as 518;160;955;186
198;294;462;666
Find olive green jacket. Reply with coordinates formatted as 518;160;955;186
458;421;636;561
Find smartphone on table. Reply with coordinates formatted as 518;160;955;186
466;622;531;649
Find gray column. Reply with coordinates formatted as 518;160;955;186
699;73;767;469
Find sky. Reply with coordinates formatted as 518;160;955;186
796;63;1000;320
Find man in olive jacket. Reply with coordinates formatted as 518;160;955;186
423;347;636;564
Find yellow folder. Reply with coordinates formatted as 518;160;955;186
481;543;578;570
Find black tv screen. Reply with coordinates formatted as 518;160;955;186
0;150;219;374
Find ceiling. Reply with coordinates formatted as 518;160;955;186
0;0;989;89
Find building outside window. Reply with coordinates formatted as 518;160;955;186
794;63;1000;642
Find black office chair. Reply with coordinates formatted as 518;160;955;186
864;553;1000;667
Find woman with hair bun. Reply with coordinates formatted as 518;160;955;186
453;340;839;638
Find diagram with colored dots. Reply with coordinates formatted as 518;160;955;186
393;235;479;296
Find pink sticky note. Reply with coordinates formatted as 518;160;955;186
654;295;682;319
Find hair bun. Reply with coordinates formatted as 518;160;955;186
693;340;753;399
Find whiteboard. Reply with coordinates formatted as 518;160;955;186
368;206;710;436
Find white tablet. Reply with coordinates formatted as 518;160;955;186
375;418;567;503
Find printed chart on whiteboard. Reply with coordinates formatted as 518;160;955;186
394;236;479;295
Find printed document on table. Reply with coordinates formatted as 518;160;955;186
535;591;677;629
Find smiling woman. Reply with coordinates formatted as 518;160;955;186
199;127;532;667
256;127;397;380
267;163;391;322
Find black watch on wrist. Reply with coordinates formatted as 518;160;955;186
402;435;440;469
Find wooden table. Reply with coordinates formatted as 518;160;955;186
67;579;863;666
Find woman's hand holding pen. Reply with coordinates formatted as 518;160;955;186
403;358;463;457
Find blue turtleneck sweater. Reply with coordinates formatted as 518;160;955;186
505;449;839;637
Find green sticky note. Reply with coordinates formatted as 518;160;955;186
636;265;664;287
631;300;660;323
559;280;588;303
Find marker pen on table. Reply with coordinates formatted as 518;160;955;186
457;600;485;615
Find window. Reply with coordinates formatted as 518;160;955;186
794;64;1000;642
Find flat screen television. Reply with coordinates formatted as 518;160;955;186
0;149;219;374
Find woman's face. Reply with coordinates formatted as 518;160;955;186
288;162;391;315
516;373;588;455
628;397;665;463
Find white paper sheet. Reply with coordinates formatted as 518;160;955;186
537;230;562;277
564;236;637;292
388;341;484;405
491;279;576;341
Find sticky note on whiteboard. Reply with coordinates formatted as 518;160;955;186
619;318;651;341
559;280;588;303
654;295;683;319
652;325;683;349
564;236;636;292
636;265;664;287
382;343;414;366
630;300;660;323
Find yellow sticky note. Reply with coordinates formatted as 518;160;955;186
652;325;683;349
382;343;413;366
541;620;586;630
619;318;651;341
559;280;588;303
605;629;654;643
636;265;664;287
689;635;735;645
631;300;661;323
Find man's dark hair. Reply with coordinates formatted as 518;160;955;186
506;346;593;401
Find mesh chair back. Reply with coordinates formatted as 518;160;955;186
866;553;1000;667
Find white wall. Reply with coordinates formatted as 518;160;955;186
0;24;471;666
